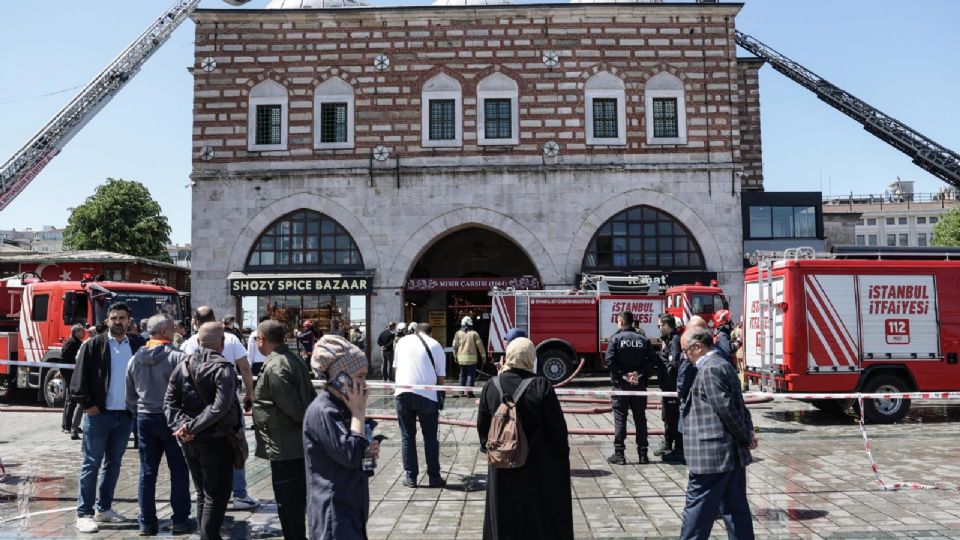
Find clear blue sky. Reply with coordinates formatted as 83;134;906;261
1;0;957;244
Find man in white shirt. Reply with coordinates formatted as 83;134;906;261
393;322;446;488
246;315;271;377
180;306;260;510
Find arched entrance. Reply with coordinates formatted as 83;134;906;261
404;227;540;347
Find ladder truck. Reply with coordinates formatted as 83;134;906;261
0;0;252;211
735;30;960;189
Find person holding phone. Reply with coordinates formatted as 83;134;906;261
304;335;379;540
252;319;316;540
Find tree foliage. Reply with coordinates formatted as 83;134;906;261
63;178;172;262
932;207;960;247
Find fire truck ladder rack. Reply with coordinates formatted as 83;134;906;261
735;30;960;191
0;0;216;211
751;249;807;392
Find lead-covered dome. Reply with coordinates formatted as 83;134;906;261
432;0;512;5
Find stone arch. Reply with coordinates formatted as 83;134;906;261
574;63;630;91
240;70;296;96
469;64;531;94
637;63;691;90
564;190;727;281
386;207;561;289
227;191;381;281
308;67;363;91
412;66;469;93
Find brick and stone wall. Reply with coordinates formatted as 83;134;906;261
736;57;764;190
189;3;760;337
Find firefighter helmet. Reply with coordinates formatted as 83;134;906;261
713;309;732;327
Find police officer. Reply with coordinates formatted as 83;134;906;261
655;314;683;462
605;311;657;465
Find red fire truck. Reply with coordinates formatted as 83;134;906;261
743;249;960;423
0;274;183;406
488;275;729;383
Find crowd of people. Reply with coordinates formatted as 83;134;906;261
61;301;754;540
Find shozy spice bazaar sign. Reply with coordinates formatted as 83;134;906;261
229;275;371;296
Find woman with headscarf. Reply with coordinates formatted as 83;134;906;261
476;337;573;540
303;335;380;540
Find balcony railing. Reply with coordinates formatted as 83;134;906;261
823;192;960;209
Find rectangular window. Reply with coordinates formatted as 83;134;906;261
31;294;49;321
918;232;928;247
868;234;877;246
319;102;348;143
793;206;816;237
886;234;896;247
898;217;908;225
484;99;512;140
867;218;877;226
428;99;456;141
899;233;909;246
930;216;939;224
652;97;679;138
917;216;927;225
859;219;865;226
255;104;283;146
886;217;895;225
856;235;865;245
771;206;795;238
592;98;619;139
748;206;772;238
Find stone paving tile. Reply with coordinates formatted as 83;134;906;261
3;392;960;538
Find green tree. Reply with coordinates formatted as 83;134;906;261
932;207;960;247
63;178;172;262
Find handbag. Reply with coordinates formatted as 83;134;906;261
415;334;445;411
186;357;249;469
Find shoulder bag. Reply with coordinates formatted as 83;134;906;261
186;357;249;469
415;335;445;411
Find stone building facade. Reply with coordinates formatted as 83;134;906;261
189;2;763;350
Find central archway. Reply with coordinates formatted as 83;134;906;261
404;227;540;347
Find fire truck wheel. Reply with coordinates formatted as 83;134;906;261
43;369;66;408
539;349;572;384
859;374;911;424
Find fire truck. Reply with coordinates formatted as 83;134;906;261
743;248;960;423
488;275;729;383
0;274;183;406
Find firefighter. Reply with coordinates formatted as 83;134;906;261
713;309;737;365
655;313;683;462
605;311;658;465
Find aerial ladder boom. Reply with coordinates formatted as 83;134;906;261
735;30;960;190
0;0;250;211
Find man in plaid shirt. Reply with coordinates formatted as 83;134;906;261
679;327;756;540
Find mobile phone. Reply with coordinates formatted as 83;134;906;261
329;372;354;394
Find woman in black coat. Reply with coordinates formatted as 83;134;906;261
477;337;573;540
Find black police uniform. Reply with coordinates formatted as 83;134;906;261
604;327;657;457
657;331;682;455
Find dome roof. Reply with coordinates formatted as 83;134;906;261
265;0;369;8
431;0;512;5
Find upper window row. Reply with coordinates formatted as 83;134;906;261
859;216;940;226
748;205;817;239
246;71;687;152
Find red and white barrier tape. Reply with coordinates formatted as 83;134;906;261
856;396;960;493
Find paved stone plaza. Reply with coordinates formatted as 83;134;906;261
2;389;960;539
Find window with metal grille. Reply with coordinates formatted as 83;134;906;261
319;102;348;143
652;97;679;138
899;233;909;247
484;99;512;139
429;99;456;140
255;105;283;146
582;205;705;271
886;234;896;247
246;210;364;271
592;98;618;139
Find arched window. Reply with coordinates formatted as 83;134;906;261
247;80;288;151
246;210;364;272
582;206;704;271
314;77;355;150
421;73;463;148
644;72;687;145
585;72;626;146
476;73;519;146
